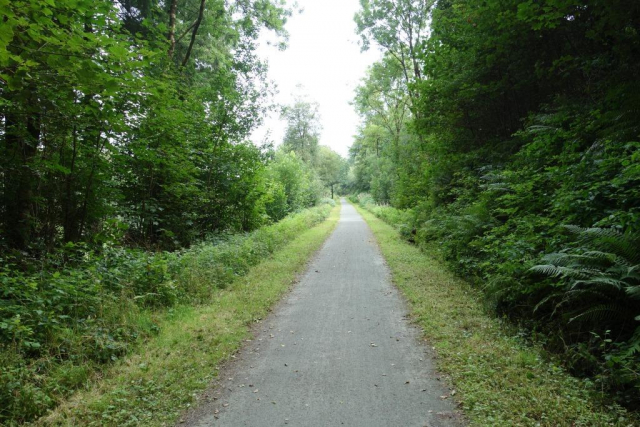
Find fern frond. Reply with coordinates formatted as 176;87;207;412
541;252;574;266
626;285;640;300
563;224;583;234
530;264;564;277
533;292;563;312
564;288;614;301
571;276;626;292
625;265;640;281
596;236;640;264
622;335;640;356
530;264;600;279
581;250;616;260
583;227;623;239
563;226;639;261
527;124;558;133
568;304;622;324
560;267;603;279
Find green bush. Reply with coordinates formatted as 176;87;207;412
320;197;336;207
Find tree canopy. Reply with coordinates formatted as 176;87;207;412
0;0;292;251
281;95;322;164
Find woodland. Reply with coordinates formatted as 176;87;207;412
350;0;640;411
1;0;640;424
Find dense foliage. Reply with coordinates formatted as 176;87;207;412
0;1;350;423
0;0;293;252
351;0;640;407
0;203;333;424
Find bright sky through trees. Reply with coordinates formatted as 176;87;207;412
251;0;382;157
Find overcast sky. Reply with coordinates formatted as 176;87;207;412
250;0;382;158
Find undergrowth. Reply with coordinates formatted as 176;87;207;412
352;192;640;409
354;202;637;426
35;202;340;426
0;203;333;425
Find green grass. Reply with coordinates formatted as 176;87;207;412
353;202;637;427
32;204;340;426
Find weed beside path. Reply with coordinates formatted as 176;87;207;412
354;203;636;427
33;204;340;426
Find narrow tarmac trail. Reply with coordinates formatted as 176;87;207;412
183;199;464;427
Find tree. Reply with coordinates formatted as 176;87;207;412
265;150;319;213
355;0;432;109
281;96;322;164
316;146;347;198
0;0;292;252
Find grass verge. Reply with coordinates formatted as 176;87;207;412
34;204;340;426
353;202;636;427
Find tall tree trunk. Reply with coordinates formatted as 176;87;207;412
168;0;178;57
63;125;79;242
3;92;41;250
77;123;106;239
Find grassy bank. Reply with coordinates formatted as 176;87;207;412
34;203;339;426
353;202;636;426
1;203;338;426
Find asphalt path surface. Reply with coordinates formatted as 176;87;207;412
183;199;464;427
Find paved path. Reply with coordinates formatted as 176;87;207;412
183;199;463;427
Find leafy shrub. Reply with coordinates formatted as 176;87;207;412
265;151;322;214
356;192;376;207
261;180;289;222
320;197;336;207
353;193;415;239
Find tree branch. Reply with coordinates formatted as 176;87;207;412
181;0;206;67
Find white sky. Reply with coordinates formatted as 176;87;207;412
250;0;382;158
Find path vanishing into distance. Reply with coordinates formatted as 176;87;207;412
183;199;464;427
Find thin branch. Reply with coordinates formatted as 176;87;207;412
181;0;206;67
176;21;198;44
